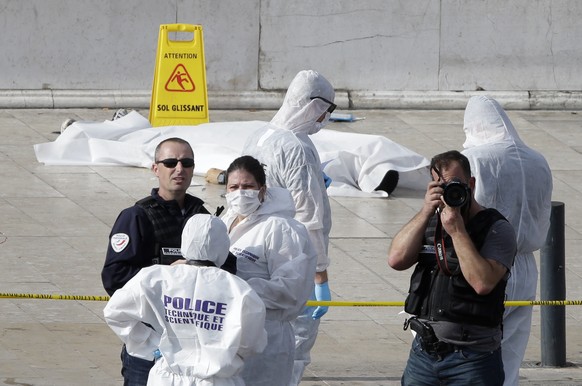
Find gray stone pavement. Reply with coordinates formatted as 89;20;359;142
1;107;582;385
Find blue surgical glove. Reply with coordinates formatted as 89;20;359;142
312;282;331;319
322;172;332;188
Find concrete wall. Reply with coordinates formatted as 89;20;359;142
1;0;581;109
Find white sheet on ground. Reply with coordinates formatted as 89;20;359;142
34;111;430;197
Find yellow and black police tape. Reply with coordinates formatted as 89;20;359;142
0;292;581;307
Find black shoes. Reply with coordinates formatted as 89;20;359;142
374;170;399;195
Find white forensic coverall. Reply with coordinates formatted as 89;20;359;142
222;187;318;386
461;95;553;386
242;70;333;385
104;214;267;386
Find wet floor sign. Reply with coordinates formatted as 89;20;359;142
149;24;209;126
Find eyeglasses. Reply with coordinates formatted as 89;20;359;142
310;96;337;114
156;158;195;168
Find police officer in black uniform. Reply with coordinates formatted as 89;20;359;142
101;137;235;386
388;150;516;386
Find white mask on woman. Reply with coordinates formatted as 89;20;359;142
225;189;261;217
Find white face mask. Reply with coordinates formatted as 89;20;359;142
225;189;261;217
310;112;331;134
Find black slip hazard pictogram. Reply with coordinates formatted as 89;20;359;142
165;64;195;92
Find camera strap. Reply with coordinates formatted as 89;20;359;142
434;215;453;276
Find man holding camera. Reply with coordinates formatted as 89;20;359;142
388;150;517;385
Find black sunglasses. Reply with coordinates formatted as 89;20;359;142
310;96;337;114
156;158;195;168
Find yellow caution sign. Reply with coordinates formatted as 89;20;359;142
149;24;209;126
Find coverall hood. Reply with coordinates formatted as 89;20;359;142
463;95;524;149
181;214;230;267
270;70;335;135
254;187;297;218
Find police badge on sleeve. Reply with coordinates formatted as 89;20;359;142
111;233;130;252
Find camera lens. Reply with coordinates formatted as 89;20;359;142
442;181;469;207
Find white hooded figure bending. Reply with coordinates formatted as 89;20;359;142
103;214;267;386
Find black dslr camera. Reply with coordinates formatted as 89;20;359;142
441;178;470;207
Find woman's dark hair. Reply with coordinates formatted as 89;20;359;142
226;155;267;187
430;150;472;181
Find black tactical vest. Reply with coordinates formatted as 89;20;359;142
404;208;510;328
136;195;237;274
136;196;189;265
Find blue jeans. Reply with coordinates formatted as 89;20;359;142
402;336;504;386
121;345;154;386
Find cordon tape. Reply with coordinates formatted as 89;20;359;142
0;293;581;307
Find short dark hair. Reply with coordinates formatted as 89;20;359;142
430;150;471;181
226;155;266;187
154;137;193;162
